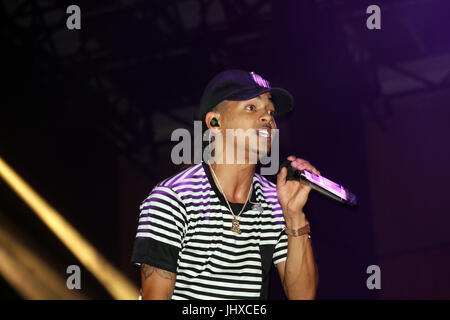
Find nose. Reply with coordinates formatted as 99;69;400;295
260;110;275;128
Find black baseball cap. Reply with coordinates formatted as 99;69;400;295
195;69;294;121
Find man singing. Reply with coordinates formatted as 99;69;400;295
131;70;320;300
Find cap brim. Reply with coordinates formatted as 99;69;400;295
269;88;294;117
195;86;294;120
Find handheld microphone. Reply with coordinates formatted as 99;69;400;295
280;160;357;206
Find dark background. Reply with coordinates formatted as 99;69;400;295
1;0;450;299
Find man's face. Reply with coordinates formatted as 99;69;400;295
219;92;277;163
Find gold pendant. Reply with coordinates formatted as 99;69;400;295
231;217;242;234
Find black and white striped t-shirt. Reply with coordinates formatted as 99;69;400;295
131;162;288;299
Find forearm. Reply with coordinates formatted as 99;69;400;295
283;214;318;300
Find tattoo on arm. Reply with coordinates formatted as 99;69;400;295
141;264;175;281
141;264;154;280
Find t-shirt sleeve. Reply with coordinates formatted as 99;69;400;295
130;185;187;273
272;229;288;265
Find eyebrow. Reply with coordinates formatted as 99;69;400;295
255;95;274;103
254;96;275;110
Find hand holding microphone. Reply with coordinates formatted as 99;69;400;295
279;156;357;207
276;156;319;228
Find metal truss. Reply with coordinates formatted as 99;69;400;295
2;0;449;173
1;0;275;178
320;0;450;126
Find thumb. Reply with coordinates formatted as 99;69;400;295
300;180;312;195
277;167;287;188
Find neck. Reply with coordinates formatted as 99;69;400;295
209;161;255;204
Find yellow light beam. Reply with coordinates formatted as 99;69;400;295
0;212;85;299
0;156;138;300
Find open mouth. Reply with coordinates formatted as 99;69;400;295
256;128;271;139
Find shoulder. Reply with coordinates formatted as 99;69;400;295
254;172;277;194
143;163;206;204
140;164;205;219
157;163;205;189
254;172;280;207
254;172;284;227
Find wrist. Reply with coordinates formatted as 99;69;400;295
284;223;310;237
284;210;307;229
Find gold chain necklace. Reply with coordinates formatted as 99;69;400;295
208;161;252;234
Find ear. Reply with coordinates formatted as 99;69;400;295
205;111;220;130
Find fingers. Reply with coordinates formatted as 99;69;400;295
287;155;296;161
277;166;287;188
287;156;321;176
